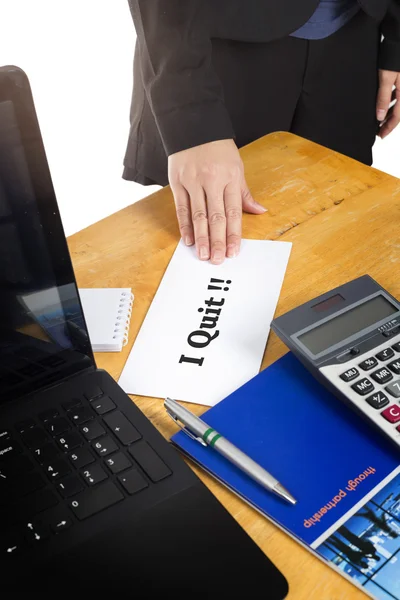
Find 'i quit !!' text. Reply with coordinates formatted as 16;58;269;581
179;278;232;367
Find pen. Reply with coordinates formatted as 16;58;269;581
165;397;297;506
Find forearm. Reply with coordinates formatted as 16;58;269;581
128;0;234;155
379;0;400;71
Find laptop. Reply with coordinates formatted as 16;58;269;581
0;66;289;597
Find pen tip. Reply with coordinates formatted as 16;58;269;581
274;483;297;506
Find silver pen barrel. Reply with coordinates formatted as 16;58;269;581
211;435;296;505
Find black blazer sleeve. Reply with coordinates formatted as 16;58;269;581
128;0;235;156
380;1;400;71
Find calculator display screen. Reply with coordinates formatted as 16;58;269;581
297;295;397;355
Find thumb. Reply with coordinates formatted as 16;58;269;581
241;183;267;214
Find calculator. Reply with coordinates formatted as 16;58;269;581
271;275;400;447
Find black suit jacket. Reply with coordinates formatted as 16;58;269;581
125;0;400;174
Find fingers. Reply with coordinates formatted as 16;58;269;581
206;183;227;264
189;184;210;261
171;182;194;247
379;87;400;139
241;183;267;215
224;180;242;259
377;70;397;122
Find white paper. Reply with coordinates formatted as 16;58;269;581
119;239;292;406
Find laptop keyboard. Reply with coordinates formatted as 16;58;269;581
0;386;172;557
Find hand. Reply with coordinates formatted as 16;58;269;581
376;69;400;139
168;139;266;264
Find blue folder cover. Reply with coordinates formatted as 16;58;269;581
172;353;400;600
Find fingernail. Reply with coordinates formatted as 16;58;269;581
255;202;267;212
227;244;238;258
199;246;209;260
212;250;224;264
185;236;193;246
377;109;386;121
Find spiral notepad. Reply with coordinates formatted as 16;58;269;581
79;288;134;352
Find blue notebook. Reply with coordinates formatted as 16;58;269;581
172;353;400;600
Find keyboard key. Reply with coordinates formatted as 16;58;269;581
80;421;106;441
385;380;400;398
68;482;123;520
80;464;108;487
0;430;11;442
84;386;103;401
45;459;71;481
20;427;49;450
91;396;116;415
129;442;171;483
118;469;148;495
38;409;60;423
381;405;400;423
56;431;83;452
25;524;50;546
62;398;82;412
8;489;59;524
388;359;400;375
0;455;34;479
93;436;118;457
376;348;395;361
392;342;400;352
359;357;378;371
12;472;45;498
351;378;374;396
1;532;25;558
104;452;132;474
51;517;72;534
57;475;85;498
0;440;22;460
365;391;390;410
339;367;359;383
33;443;60;465
68;447;95;469
46;417;70;437
370;367;393;384
103;411;142;446
15;419;36;434
68;407;94;426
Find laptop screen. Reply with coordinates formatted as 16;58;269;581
0;67;94;404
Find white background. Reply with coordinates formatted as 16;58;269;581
1;0;399;236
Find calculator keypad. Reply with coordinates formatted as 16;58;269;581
359;357;378;371
351;378;374;396
340;368;359;382
370;367;393;384
376;348;395;361
365;391;389;410
322;339;400;446
386;381;400;398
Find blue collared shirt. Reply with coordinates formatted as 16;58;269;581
291;0;360;40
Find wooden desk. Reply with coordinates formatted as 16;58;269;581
68;132;400;599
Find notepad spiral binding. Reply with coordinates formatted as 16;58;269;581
113;291;134;347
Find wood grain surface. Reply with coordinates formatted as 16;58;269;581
68;132;400;599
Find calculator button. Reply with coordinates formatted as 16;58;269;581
359;357;378;371
392;342;400;352
376;348;395;361
385;380;400;398
340;368;359;383
381;405;400;423
370;367;393;384
388;359;400;375
351;378;374;396
365;391;390;410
